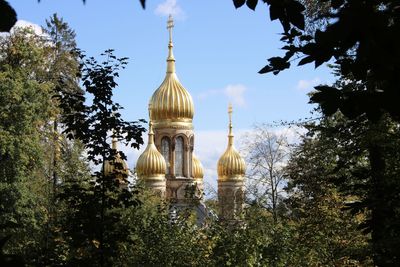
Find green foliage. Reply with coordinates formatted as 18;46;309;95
234;1;400;263
116;188;212;267
0;28;53;263
49;48;146;266
2;4;399;266
285;114;373;265
210;207;292;267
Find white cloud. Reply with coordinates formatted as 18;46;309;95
296;77;321;91
12;20;44;36
224;84;247;107
197;89;219;100
197;84;248;107
155;0;186;20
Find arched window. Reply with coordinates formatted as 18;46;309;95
161;137;170;174
189;136;194;177
175;136;184;177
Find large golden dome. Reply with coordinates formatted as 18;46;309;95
217;105;246;181
192;154;204;179
149;15;194;128
136;122;166;179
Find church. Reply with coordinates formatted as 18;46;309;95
111;16;246;223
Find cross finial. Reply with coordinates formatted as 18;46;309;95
228;103;233;125
148;103;152;120
148;103;154;143
167;14;174;43
227;103;235;146
228;103;233;139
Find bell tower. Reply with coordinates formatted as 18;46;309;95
217;104;246;222
147;15;203;206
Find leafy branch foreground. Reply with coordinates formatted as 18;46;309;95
1;1;400;266
0;24;374;266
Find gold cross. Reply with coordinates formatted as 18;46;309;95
148;103;152;120
167;14;174;42
228;103;233;125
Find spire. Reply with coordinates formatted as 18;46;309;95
228;103;234;146
112;136;118;150
217;103;246;180
111;128;118;150
166;14;176;73
148;104;155;145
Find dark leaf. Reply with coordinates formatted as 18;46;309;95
314;57;325;68
286;0;305;30
0;0;17;32
298;56;314;66
246;0;258;11
309;86;341;116
233;0;246;8
139;0;145;9
299;35;313;42
259;56;290;74
269;5;282;21
258;65;273;74
331;0;344;9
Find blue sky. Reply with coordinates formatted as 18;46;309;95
8;0;334;190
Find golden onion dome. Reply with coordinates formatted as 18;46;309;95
136;121;166;179
149;15;194;127
217;105;246;181
192;154;204;179
103;139;129;178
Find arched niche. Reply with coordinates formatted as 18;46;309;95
161;136;171;174
174;136;184;177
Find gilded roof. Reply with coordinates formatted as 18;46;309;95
136;122;166;179
192;154;204;179
149;72;194;123
149;15;194;126
217;105;246;181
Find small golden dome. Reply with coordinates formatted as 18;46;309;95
149;15;194;127
103;138;129;178
192;154;204;179
217;146;246;181
217;105;246;181
136;122;166;179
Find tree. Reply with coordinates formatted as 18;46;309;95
0;27;53;263
284;113;372;265
235;0;400;122
40;15;83;263
241;124;291;223
54;49;146;266
117;187;213;267
44;14;81;167
232;2;400;264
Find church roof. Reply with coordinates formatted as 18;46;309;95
192;153;204;179
136;119;166;179
149;15;194;128
103;138;129;178
217;104;246;181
